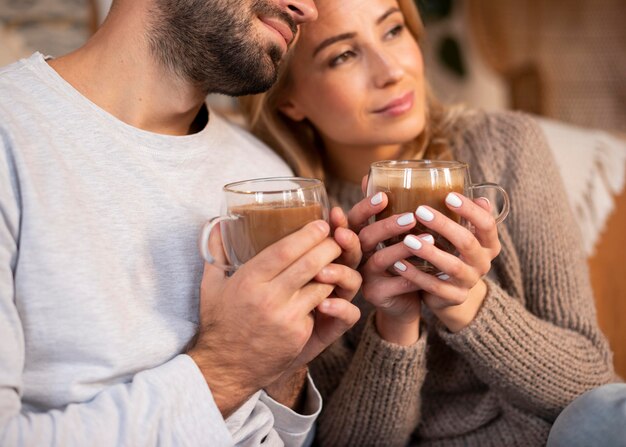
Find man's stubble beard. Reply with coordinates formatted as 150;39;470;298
148;0;294;96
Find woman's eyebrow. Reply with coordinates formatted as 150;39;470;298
313;33;355;57
311;7;401;57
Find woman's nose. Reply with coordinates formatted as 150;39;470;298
279;0;318;25
372;52;404;88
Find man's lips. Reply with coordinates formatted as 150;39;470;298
373;92;415;116
260;16;295;48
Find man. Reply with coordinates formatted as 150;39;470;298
0;0;362;445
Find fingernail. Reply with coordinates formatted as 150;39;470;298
370;192;383;206
420;234;435;244
415;206;434;222
437;273;450;281
397;213;415;226
319;300;331;311
315;220;329;233
394;261;407;272
446;193;462;208
404;235;422;250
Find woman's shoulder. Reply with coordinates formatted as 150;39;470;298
457;110;544;146
453;109;551;170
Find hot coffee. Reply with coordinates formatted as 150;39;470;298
224;202;324;264
367;160;509;274
199;177;329;271
372;166;465;274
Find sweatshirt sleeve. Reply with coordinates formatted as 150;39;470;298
310;313;428;447
436;113;617;420
224;374;321;447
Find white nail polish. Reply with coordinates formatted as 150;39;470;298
416;206;434;222
421;234;435;244
397;213;415;226
370;192;383;206
437;273;450;281
394;261;407;272
403;235;422;250
446;193;462;208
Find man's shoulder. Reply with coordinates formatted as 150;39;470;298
0;53;41;88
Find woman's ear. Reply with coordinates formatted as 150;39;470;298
278;99;307;122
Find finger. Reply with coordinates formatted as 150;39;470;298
392;260;469;307
362;237;426;275
295;299;361;363
400;234;482;289
444;193;500;251
246;220;330;281
474;197;492;212
293;280;337;315
329;206;349;231
358;211;417;253
275;237;342;293
346;193;388;234
414;204;487;269
314;263;362;301
333;227;362;269
316;298;361;341
361;275;421;307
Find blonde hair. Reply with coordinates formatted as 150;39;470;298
239;0;460;180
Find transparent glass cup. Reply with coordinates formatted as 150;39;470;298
366;160;510;274
199;177;330;272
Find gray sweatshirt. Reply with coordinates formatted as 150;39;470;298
0;53;320;446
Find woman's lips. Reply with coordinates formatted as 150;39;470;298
260;16;294;51
373;92;415;117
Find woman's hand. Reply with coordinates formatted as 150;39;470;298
392;193;501;332
346;191;423;345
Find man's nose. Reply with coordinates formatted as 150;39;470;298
279;0;318;25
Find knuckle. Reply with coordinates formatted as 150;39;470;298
447;260;464;278
458;231;477;252
453;289;469;305
428;278;446;297
478;260;492;277
369;251;388;272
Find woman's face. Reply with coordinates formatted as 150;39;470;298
280;0;426;150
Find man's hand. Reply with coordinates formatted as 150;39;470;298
188;219;359;417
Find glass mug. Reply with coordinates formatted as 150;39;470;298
199;177;330;271
366;160;510;274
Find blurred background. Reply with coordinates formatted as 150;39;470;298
1;0;625;376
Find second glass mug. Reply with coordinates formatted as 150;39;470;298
199;177;330;271
366;160;510;275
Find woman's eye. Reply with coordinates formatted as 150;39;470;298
329;51;355;67
385;24;404;40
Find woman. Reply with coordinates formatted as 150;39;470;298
239;0;617;445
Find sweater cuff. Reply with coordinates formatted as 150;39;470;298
434;278;544;373
259;372;321;446
353;312;428;382
149;354;233;445
435;278;519;349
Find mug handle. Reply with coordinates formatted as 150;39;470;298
198;216;237;272
468;183;510;224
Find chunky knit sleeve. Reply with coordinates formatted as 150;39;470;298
310;313;428;447
438;112;617;420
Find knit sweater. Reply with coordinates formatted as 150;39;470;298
310;111;617;447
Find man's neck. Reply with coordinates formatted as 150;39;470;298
48;2;206;136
